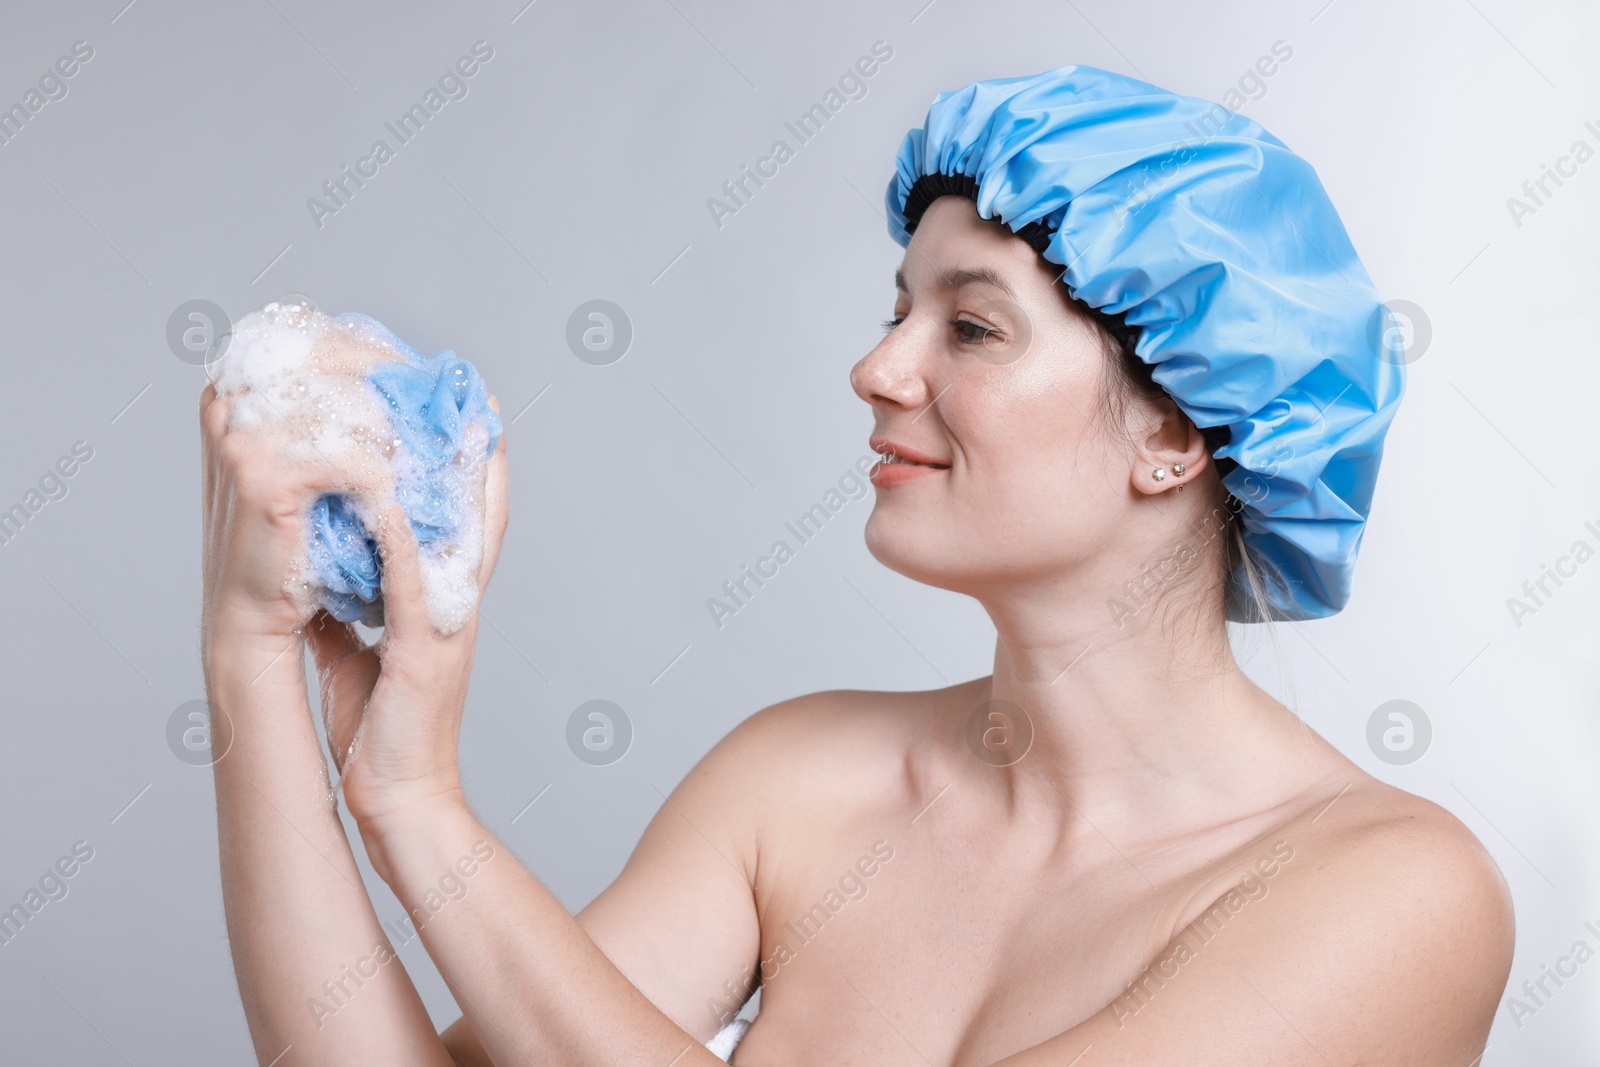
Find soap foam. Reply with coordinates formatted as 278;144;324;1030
213;298;496;635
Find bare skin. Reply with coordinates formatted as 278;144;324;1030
203;193;1513;1067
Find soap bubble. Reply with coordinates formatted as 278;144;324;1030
274;291;319;316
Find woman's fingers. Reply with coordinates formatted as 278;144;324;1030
306;610;380;774
478;396;509;595
200;382;227;443
200;386;227;526
306;607;370;674
372;500;431;643
203;381;501;645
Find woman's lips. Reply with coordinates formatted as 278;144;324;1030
868;437;949;467
870;459;946;487
867;437;950;488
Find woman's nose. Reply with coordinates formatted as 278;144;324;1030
850;330;928;410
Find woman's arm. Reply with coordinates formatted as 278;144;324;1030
365;796;746;1067
207;634;455;1065
338;502;767;1066
252;384;764;1067
200;384;454;1065
436;699;780;1064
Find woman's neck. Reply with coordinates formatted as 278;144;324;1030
957;578;1341;848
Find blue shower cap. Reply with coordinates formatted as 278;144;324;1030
306;312;502;625
884;64;1405;621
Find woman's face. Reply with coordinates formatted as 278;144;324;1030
850;195;1158;597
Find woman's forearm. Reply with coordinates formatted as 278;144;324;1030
207;631;455;1066
360;796;727;1067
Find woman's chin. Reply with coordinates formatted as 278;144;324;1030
863;527;974;594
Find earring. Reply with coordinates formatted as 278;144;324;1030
1173;463;1186;476
1152;467;1167;481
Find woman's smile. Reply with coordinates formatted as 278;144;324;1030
868;436;952;487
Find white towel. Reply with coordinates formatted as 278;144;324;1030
705;1017;751;1061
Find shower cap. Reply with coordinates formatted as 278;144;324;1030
306;312;502;627
884;64;1406;621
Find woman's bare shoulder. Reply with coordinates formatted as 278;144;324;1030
1248;774;1516;1021
1238;769;1515;948
732;684;941;741
1296;774;1514;902
684;683;952;813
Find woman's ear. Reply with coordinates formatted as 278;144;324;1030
1132;393;1213;496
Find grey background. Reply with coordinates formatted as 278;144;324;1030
2;0;1596;1062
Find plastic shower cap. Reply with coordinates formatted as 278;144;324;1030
883;64;1406;621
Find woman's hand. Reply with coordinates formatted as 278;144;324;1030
203;378;508;835
309;399;509;853
200;382;384;654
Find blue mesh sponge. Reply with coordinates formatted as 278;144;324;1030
305;312;502;627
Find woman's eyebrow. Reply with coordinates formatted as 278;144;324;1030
894;266;1017;299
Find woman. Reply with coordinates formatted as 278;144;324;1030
200;65;1514;1065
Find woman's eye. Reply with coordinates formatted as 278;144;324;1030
950;318;997;344
878;315;999;345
